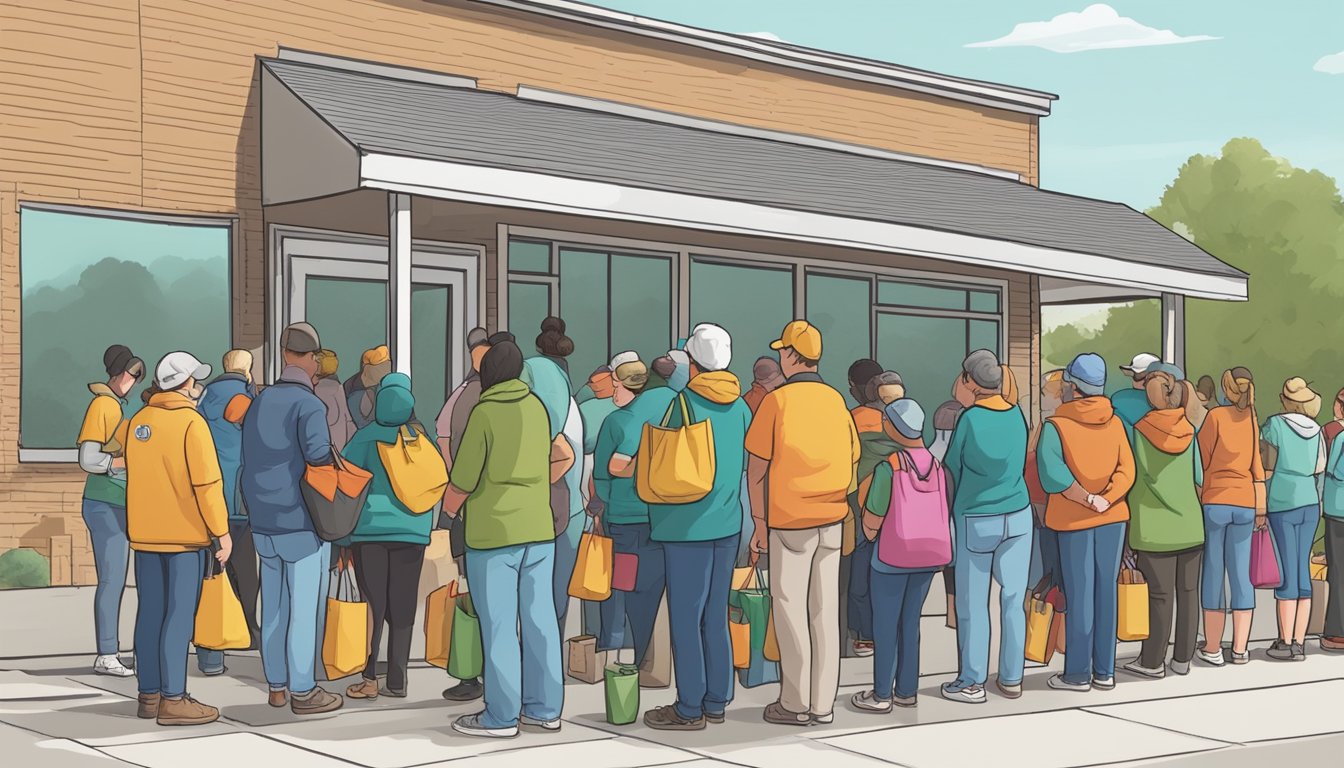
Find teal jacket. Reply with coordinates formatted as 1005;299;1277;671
579;397;619;455
1324;427;1344;518
341;375;435;546
1263;413;1324;513
594;387;677;526
944;396;1030;517
1111;388;1152;445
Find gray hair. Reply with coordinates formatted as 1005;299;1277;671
962;349;1003;390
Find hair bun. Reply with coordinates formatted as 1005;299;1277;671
540;316;566;334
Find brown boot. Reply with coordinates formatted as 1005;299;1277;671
137;693;161;720
1321;636;1344;652
268;689;288;708
156;695;219;726
291;687;344;715
346;678;379;699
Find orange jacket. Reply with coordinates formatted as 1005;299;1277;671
1043;397;1135;531
1197;405;1265;509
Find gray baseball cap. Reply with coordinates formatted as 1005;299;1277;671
280;322;321;354
467;327;489;350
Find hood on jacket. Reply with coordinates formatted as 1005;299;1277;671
147;390;198;411
1136;408;1195;454
374;381;415;428
687;371;741;404
88;382;123;401
1054;395;1115;426
1279;412;1323;439
522;357;573;439
480;378;531;404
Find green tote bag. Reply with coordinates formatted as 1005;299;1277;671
447;593;484;681
603;663;640;725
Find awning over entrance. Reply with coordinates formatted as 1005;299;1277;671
260;56;1247;302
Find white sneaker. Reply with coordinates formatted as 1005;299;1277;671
1122;659;1165;679
452;713;518;739
519;714;561;731
93;655;134;677
851;691;893;713
1047;674;1091;692
1195;648;1226;667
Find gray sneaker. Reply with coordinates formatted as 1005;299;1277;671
1267;640;1295;661
1292;642;1307;660
1047;674;1091;692
1167;659;1191;676
940;682;987;704
1195;647;1226;667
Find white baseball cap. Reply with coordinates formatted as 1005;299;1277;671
684;323;732;372
609;350;640;371
155;351;211;390
1120;353;1161;377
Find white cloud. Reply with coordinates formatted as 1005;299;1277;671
1314;51;1344;74
742;31;788;44
966;4;1219;54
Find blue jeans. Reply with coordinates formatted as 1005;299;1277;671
598;523;667;665
1269;505;1320;600
467;541;563;729
254;531;328;695
848;535;874;642
1029;512;1063;595
1201;504;1255;611
664;535;738;720
871;569;934;700
953;507;1032;688
552;512;584;628
134;549;206;697
82;499;129;656
1057;522;1126;685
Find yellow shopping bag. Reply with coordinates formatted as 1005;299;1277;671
1117;567;1150;641
764;609;781;662
193;557;250;651
730;608;751;669
323;550;370;679
378;425;449;514
636;393;716;504
568;518;613;601
1024;597;1057;664
423;582;456;670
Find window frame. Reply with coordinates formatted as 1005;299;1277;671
17;202;238;464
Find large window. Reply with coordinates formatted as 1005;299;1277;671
19;206;232;454
507;238;674;390
806;273;873;405
690;258;794;384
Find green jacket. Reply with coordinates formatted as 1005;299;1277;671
342;380;435;546
450;379;555;550
1128;410;1205;553
1111;387;1153;445
944;396;1030;517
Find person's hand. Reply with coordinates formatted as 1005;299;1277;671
1089;494;1111;513
748;523;769;567
111;457;127;471
216;533;233;565
1255;514;1268;531
586;497;605;518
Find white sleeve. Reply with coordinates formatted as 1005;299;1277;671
78;441;113;474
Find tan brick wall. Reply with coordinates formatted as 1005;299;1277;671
0;0;1040;585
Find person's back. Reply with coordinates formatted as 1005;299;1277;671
199;373;251;517
1262;411;1323;513
343;384;434;546
750;379;858;529
1130;409;1203;552
127;390;228;553
1042;396;1133;532
595;386;677;525
314;376;354;452
1111;387;1152;443
945;397;1030;517
1198;405;1263;507
240;369;332;536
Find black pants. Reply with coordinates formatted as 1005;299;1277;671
352;542;427;692
228;520;261;649
1324;518;1344;638
1135;547;1203;668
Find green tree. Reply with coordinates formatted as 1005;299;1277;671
1042;138;1344;419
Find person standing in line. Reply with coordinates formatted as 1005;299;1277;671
240;322;343;715
125;352;230;726
643;324;752;731
535;316;575;377
342;373;439;699
744;356;785;415
578;367;619;498
1037;353;1135;693
1195;376;1218;411
1114;353;1161;443
1123;365;1206;679
433;328;490;702
847;359;885;434
442;339;573;738
1319;388;1344;652
194;349;259;676
591;352;676;667
1262;378;1326;661
940;349;1031;704
745;320;860;726
77;344;144;678
313;349;356;453
1027;371;1066;597
349;346;393;430
929;399;964;627
1196;367;1266;666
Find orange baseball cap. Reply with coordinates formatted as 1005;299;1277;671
769;320;823;361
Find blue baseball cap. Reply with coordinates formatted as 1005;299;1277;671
883;398;926;440
1065;353;1107;390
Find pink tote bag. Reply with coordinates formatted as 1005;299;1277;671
1250;527;1282;589
876;448;953;570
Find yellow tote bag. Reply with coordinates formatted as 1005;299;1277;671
378;425;449;514
763;609;781;662
568;519;614;601
1117;567;1150;641
193;560;250;651
323;551;370;679
730;607;751;669
1024;597;1056;664
423;583;456;670
636;393;716;504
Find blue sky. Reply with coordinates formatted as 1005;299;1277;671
588;1;1344;209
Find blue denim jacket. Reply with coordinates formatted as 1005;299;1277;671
240;366;333;536
199;373;254;522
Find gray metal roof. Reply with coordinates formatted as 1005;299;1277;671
262;58;1242;280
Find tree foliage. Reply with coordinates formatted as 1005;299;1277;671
1042;138;1344;418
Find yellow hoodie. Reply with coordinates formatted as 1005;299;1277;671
124;390;229;552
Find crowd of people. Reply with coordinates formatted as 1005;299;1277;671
74;314;1344;735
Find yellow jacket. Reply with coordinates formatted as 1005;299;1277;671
125;390;229;552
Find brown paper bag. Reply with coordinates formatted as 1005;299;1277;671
639;597;672;688
566;635;607;684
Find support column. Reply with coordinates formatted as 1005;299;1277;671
1161;292;1186;370
388;192;412;377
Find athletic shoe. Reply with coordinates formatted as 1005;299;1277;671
996;680;1022;699
520;714;562;731
643;705;704;731
453;713;518;739
940;682;987;704
93;655;134;678
442;679;484;701
1122;659;1165;679
1167;659;1191;676
811;712;834;725
1230;650;1250;665
1292;642;1307;660
1092;676;1116;690
762;702;811;726
893;694;917;708
852;640;875;658
1266;640;1295;661
851;690;892;714
1195;648;1226;667
1047;675;1091;692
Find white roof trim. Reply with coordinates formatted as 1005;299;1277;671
277;47;477;89
358;152;1246;301
516;86;1021;181
465;0;1055;116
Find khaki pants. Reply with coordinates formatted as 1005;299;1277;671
769;523;842;716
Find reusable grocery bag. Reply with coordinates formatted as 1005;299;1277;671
730;607;751;669
448;590;484;681
322;550;370;679
378;425;449;514
730;566;780;688
302;452;373;542
636;393;716;504
423;581;458;670
1024;596;1057;664
568;517;613;601
1309;556;1329;636
566;635;606;684
1117;566;1150;641
193;555;250;651
604;664;641;725
876;451;953;570
1251;527;1282;589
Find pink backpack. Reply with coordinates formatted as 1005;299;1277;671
876;448;953;570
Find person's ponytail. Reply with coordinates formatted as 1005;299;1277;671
1000;364;1019;406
